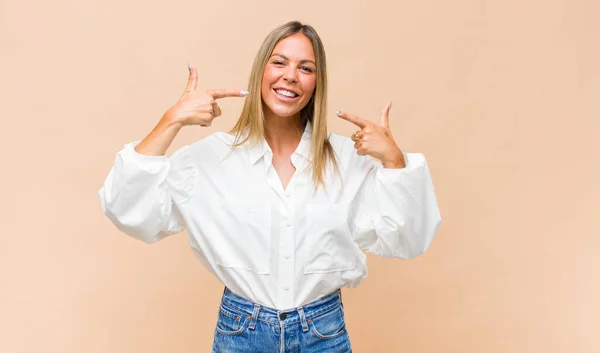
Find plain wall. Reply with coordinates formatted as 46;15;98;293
1;0;598;352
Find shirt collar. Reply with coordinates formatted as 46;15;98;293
247;121;313;166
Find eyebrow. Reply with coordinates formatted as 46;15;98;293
271;53;316;66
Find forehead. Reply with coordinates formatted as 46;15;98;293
272;33;315;61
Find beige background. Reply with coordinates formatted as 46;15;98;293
1;0;598;352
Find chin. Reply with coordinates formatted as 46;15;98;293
272;108;299;118
263;102;302;118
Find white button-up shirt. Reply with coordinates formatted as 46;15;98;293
98;123;442;310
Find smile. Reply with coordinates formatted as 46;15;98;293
273;88;300;101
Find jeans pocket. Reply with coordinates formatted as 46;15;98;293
308;306;347;340
214;304;249;336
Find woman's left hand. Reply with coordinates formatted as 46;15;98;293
336;102;406;169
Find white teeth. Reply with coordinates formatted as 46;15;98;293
275;89;298;98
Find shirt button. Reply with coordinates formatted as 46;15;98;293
285;190;291;196
284;286;290;291
284;254;290;259
285;220;291;227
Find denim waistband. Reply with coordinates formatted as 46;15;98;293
219;287;344;329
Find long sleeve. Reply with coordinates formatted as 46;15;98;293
98;141;191;244
350;152;442;259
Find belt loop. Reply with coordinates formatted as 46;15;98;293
248;303;260;330
338;289;344;311
297;306;309;332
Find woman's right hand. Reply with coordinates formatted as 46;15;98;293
164;63;249;127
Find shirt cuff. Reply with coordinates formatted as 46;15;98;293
120;141;170;174
374;152;429;207
376;152;424;176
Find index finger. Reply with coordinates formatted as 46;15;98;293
211;89;250;99
335;110;368;129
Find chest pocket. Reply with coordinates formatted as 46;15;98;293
304;203;358;274
210;201;271;274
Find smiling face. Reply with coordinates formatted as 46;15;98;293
261;32;317;120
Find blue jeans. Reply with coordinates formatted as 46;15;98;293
211;287;353;352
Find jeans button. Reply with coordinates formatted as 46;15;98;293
279;312;287;320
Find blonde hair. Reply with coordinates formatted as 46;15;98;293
228;21;339;191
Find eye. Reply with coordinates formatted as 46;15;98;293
272;60;285;65
300;66;314;73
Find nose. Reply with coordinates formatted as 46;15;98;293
283;67;298;83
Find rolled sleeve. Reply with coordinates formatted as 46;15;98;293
352;152;442;259
98;141;187;244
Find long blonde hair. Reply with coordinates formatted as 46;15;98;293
228;21;339;191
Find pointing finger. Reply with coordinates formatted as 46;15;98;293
212;89;250;99
380;101;392;127
335;110;368;129
184;62;198;93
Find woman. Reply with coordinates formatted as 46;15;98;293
99;21;441;353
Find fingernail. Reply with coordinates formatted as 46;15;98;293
188;62;192;71
241;90;250;96
335;110;342;116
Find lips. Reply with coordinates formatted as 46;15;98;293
272;88;301;103
273;87;300;97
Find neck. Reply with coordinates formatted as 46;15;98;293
263;110;305;156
